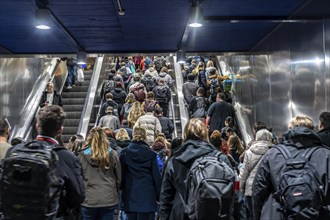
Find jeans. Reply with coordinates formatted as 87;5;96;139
246;196;254;220
81;205;117;220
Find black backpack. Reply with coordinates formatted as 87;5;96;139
180;151;235;220
119;67;130;83
155;86;169;104
273;145;326;219
103;80;115;95
192;97;207;118
0;141;64;219
143;76;157;92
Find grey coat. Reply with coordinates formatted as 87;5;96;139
239;140;272;196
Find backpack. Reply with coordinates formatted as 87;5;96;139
273;145;326;219
103;80;115;95
143;76;157;92
180;151;235;220
209;77;219;94
155;86;169;104
144;100;158;112
119;66;131;83
192;97;206;118
131;83;146;102
0;141;64;219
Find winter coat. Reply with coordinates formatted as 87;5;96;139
182;81;199;105
110;88;127;113
197;69;207;91
78;147;121;208
253;127;330;220
120;102;133;120
157;115;174;139
116;139;131;149
160;140;233;220
318;127;330;147
152;85;171;104
134;113;162;145
100;100;119;118
145;67;159;78
40;91;63;107
158;72;173;87
120;141;162;212
239;140;272;196
98;114;120;130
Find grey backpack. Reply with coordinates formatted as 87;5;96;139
180;151;235;220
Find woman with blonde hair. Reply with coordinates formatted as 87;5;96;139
120;126;162;220
115;128;131;149
127;101;144;128
160;118;232;219
120;93;136;121
227;134;245;163
78;127;121;220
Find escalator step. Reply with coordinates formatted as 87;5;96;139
62;98;85;105
62;105;84;112
65;112;82;119
63;119;81;126
63;126;78;134
62;92;87;99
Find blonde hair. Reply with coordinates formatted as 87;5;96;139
133;126;147;142
125;93;136;103
288;115;314;130
86;127;111;170
227;134;244;155
115;128;130;141
128;102;145;124
154;135;170;149
206;60;214;68
183;118;209;142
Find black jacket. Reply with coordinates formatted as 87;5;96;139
159;140;232;220
253;127;330;220
40;91;63;107
318;127;330;147
110;88;127;112
120;140;162;213
100;99;119;118
6;139;85;219
182;81;199;105
157;115;174;139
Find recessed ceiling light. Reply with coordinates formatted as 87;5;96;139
36;24;50;30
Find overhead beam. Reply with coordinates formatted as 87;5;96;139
204;16;326;23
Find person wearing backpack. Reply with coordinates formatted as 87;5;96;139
1;105;85;219
78;127;121;220
120;93;136;121
189;87;208;120
129;75;147;103
253;115;330;220
155;107;174;140
158;67;173;88
141;91;160;113
144;62;158;78
110;82;127;117
100;93;120;118
239;129;273;220
118;61;132;88
152;78;171;117
101;72;116;101
141;72;157;92
160;118;234;220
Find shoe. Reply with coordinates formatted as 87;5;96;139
72;84;76;87
67;86;72;89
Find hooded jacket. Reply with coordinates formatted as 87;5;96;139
100;99;119;118
182;81;199;105
145;67;159;78
160;139;232;220
253;127;330;220
318;127;330;147
120;141;162;212
78;147;121;208
158;72;173;87
240;140;272;196
134;113;162;145
110;88;127;111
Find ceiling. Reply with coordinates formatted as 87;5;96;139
0;0;324;55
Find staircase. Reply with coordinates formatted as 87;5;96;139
61;71;92;143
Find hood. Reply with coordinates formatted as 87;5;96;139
114;87;122;92
152;142;165;152
159;72;167;77
174;140;215;163
148;67;155;72
82;146;112;167
144;74;153;79
250;140;272;155
282;126;323;147
126;141;156;163
109;137;117;150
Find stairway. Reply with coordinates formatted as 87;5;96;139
61;71;92;143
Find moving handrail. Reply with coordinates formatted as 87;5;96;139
77;56;104;139
9;58;59;142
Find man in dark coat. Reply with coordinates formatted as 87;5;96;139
155;107;174;139
253;115;330;220
5;105;85;219
317;111;330;147
120;126;162;220
160;119;233;220
39;82;63;107
153;78;171;117
100;92;119;118
206;93;235;133
182;73;199;106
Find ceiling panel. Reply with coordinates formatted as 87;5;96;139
0;0;318;54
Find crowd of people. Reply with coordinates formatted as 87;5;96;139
0;55;329;220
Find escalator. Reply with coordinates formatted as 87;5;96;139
61;71;93;143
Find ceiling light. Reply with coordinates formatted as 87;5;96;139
188;4;203;28
35;9;51;30
77;51;87;65
176;50;186;64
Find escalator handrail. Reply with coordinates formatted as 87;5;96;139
9;58;60;142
